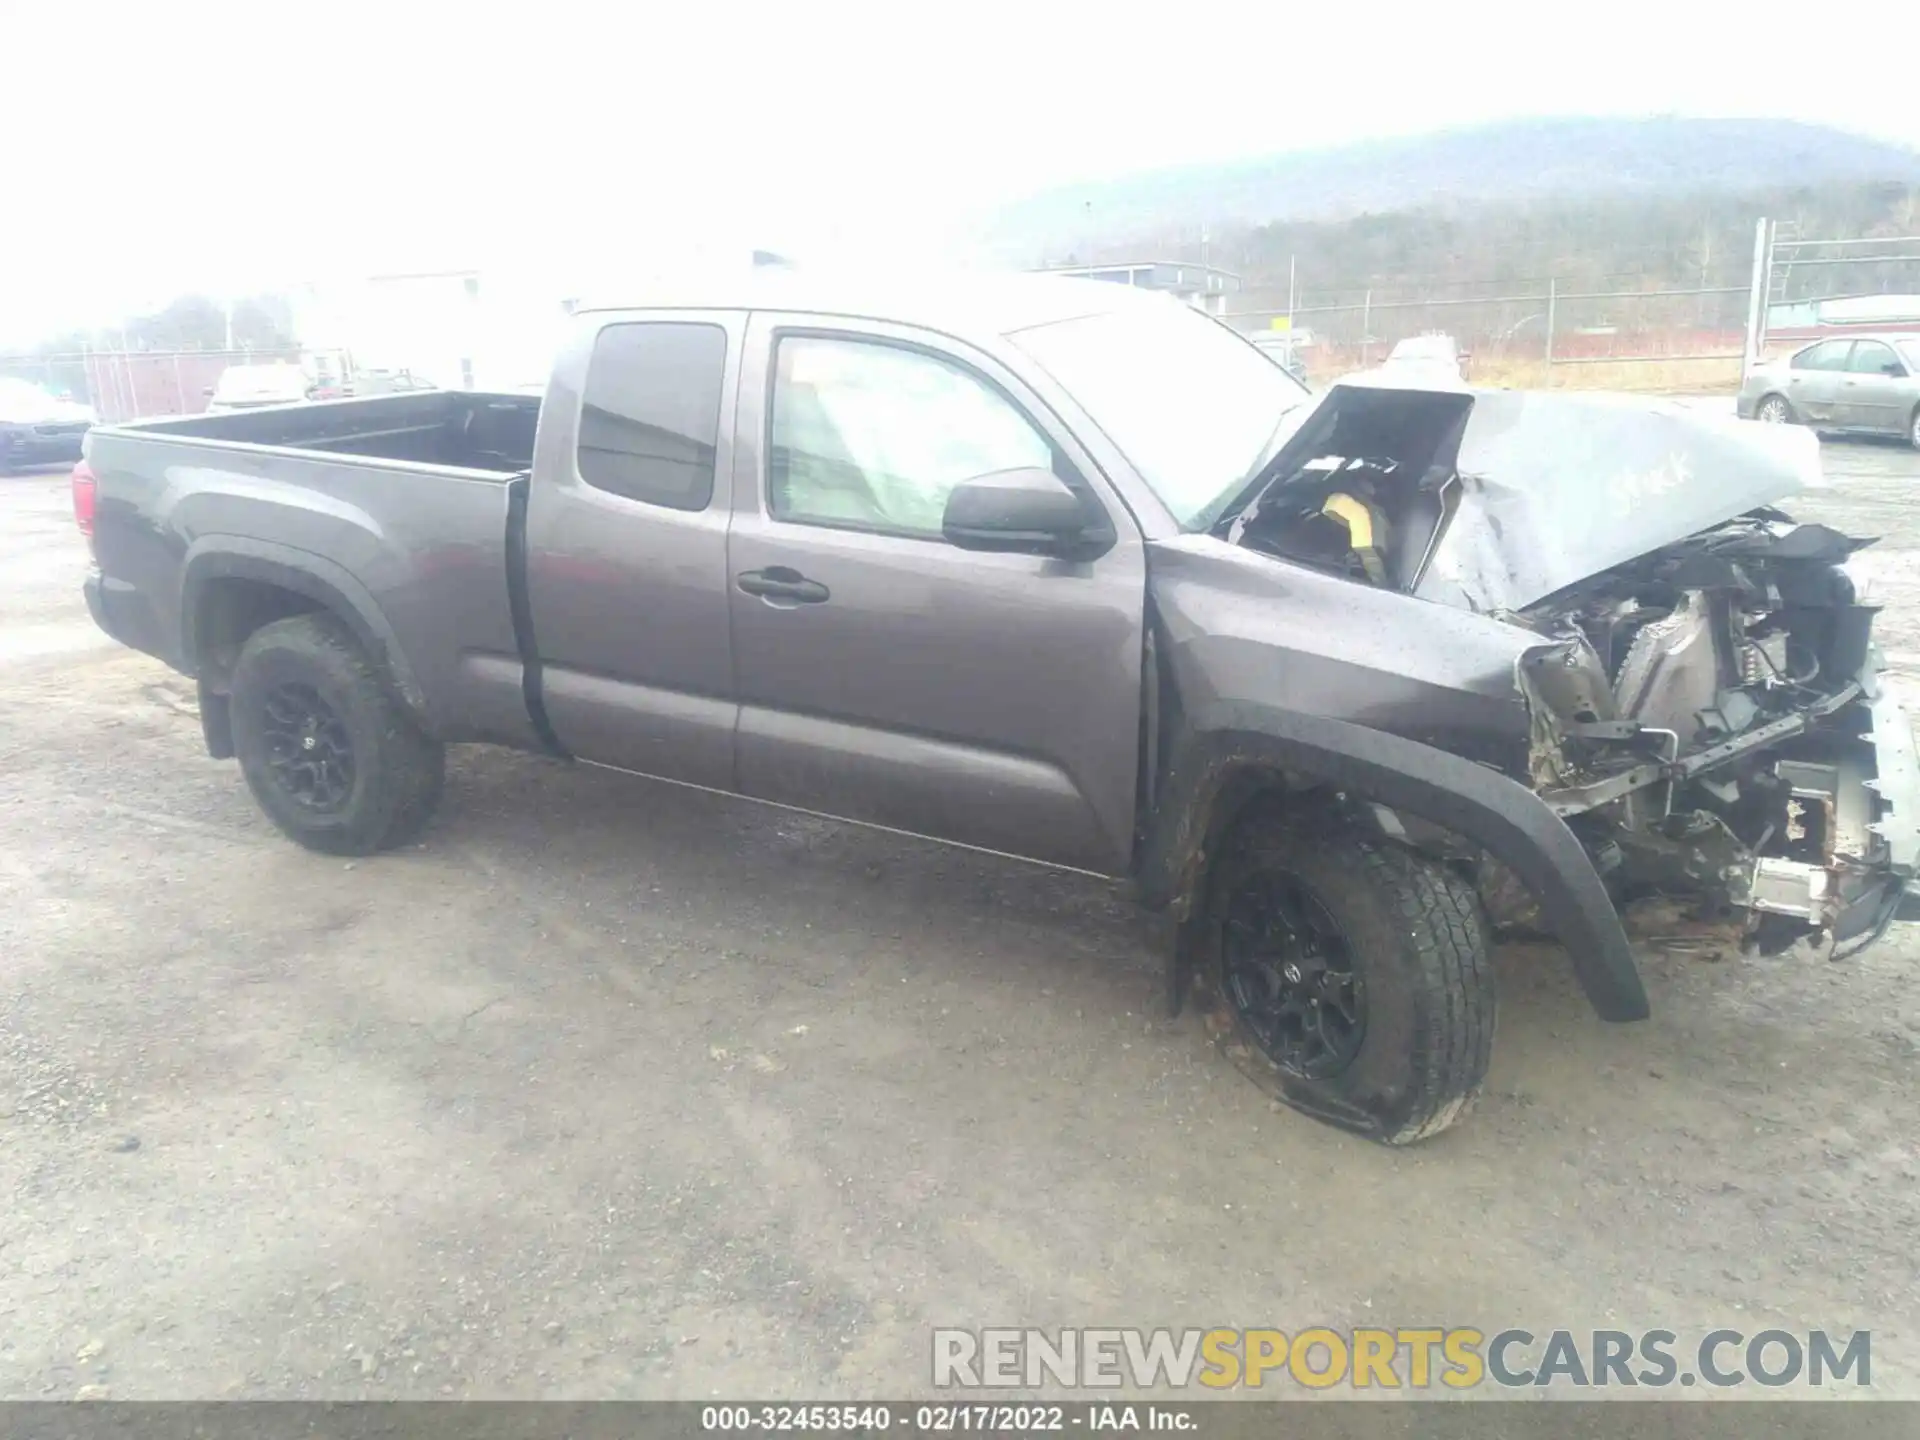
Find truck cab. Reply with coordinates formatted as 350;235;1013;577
75;272;1920;1145
516;290;1213;873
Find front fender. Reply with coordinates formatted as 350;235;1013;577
1138;700;1649;1023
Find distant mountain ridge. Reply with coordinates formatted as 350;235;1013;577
981;118;1920;261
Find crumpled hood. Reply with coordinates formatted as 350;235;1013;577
1410;388;1824;613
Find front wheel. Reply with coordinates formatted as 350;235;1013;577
1756;394;1794;425
1194;815;1495;1144
1908;405;1920;451
229;613;445;855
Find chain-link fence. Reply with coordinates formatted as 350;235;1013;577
0;353;94;408
13;235;1919;420
1217;222;1920;394
0;346;298;422
1224;279;1753;393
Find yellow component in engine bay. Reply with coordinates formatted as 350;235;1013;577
1320;491;1390;586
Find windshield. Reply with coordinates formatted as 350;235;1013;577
0;378;55;405
0;377;65;421
1010;302;1312;529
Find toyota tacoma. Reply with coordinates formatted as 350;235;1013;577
75;273;1920;1142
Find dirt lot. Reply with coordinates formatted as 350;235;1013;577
4;440;1920;1401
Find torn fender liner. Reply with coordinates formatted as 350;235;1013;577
1412;388;1825;614
1138;701;1650;1023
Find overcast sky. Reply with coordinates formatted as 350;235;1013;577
6;0;1919;344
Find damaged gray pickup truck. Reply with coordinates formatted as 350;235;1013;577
77;273;1920;1143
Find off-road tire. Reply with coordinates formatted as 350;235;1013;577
230;613;444;855
1194;816;1495;1144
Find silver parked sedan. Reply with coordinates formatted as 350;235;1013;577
1737;333;1920;447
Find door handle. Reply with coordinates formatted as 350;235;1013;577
736;567;830;604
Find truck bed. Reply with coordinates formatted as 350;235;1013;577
83;390;546;753
118;390;541;475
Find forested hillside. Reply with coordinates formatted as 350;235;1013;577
983;118;1920;308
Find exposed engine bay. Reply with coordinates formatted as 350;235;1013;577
1223;382;1920;954
1514;516;1912;954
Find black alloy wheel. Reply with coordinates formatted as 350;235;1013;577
259;681;356;813
1220;871;1367;1079
1195;815;1495;1144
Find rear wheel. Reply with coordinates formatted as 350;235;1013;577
229;613;444;855
1757;394;1794;425
1194;814;1495;1144
1909;404;1920;451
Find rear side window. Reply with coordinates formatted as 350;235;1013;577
1791;341;1850;371
577;322;727;510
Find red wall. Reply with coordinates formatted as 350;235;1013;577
81;351;296;422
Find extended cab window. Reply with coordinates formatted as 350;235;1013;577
577;322;727;510
768;335;1053;539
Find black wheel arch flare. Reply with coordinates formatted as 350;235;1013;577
1137;699;1651;1024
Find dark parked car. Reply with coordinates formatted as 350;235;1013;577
0;377;95;472
1738;333;1920;447
75;274;1920;1143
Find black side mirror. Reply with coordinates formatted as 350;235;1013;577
942;467;1112;560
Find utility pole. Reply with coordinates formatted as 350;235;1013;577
1700;224;1711;326
1544;277;1557;386
1742;218;1770;383
1286;255;1297;368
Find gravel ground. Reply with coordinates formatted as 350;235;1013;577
3;438;1920;1401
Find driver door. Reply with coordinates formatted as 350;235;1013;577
724;315;1147;875
1840;339;1909;434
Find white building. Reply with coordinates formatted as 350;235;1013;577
288;245;782;392
288;269;572;392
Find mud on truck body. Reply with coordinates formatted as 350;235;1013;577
75;274;1920;1144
